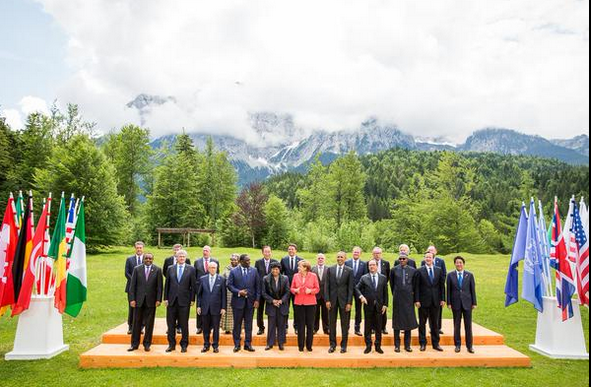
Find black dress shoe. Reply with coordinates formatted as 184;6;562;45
375;347;384;354
340;348;347;354
165;346;175;352
354;331;363;337
213;348;219;353
127;330;132;335
127;347;138;352
328;347;336;354
299;348;304;352
176;328;182;334
468;348;475;354
245;346;255;352
233;346;241;353
201;347;210;353
405;347;413;353
433;346;444;352
455;346;461;353
257;328;265;336
307;347;313;352
279;345;285;351
395;346;401;353
144;346;151;352
382;329;389;335
439;330;444;335
364;347;372;354
181;347;188;353
265;346;273;351
196;329;203;335
420;345;426;352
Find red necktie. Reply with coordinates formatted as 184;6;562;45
205;259;209;272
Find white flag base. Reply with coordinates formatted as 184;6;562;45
5;295;69;361
529;296;588;360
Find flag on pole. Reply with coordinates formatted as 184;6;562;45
551;198;575;321
522;199;544;312
0;194;19;316
10;194;34;317
564;197;578;265
15;191;24;230
48;194;68;314
538;200;553;297
13;197;50;315
65;200;86;317
505;203;528;307
572;203;589;307
65;195;77;255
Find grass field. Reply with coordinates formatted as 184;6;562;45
0;246;588;387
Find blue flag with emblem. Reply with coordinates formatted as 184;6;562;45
521;199;544;312
505;203;528;307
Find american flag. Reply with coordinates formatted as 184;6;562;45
573;204;589;307
551;198;575;321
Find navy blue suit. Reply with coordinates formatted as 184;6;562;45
345;259;368;331
197;274;227;349
194;257;220;331
281;255;303;329
228;266;261;348
125;255;144;330
421;257;447;331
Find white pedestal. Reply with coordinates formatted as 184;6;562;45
5;296;69;360
529;296;588;360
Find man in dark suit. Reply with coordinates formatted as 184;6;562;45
394;244;417;268
228;254;260;353
356;259;389;354
124;241;145;334
325;251;354;354
255;246;279;336
194;245;219;335
164;250;197;353
345;247;368;336
162;245;191;334
261;262;291;350
372;247;391;335
197;261;227;353
128;253;162;352
280;244;303;331
447;256;477;353
312;253;329;335
416;251;446;352
421;245;447;334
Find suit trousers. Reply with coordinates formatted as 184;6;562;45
418;306;441;347
202;312;222;349
352;296;363;331
329;305;351;350
286;293;299;330
196;310;202;330
267;311;287;347
294;305;316;351
167;304;190;349
394;330;412;349
257;296;267;330
131;305;156;348
452;308;473;349
233;306;255;347
364;306;384;348
315;296;329;333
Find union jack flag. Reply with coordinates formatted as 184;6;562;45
551;198;575;321
573;204;589;307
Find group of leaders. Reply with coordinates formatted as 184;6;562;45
125;242;477;355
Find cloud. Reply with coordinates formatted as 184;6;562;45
34;0;589;142
1;109;24;130
1;96;52;130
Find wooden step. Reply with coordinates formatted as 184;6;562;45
80;344;531;369
103;318;504;347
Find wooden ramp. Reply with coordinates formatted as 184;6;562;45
80;318;530;369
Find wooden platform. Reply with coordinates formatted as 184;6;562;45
80;318;530;369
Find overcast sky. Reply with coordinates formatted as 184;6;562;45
0;0;589;143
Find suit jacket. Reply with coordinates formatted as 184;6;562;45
280;255;303;283
446;271;477;311
163;256;191;277
345;259;368;284
197;274;227;315
311;265;329;300
394;258;417;269
375;259;391;282
324;264;354;307
355;273;389;311
261;274;291;316
194;258;220;283
421;257;447;278
416;265;446;308
125;255;144;293
164;264;197;307
255;258;279;285
129;264;163;307
227;266;261;310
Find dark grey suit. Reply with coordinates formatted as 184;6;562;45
125;255;144;330
129;264;163;349
324;264;354;350
447;270;477;349
416;265;446;348
311;264;329;334
355;273;389;348
164;264;197;349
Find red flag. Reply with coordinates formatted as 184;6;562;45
0;194;19;316
11;195;35;317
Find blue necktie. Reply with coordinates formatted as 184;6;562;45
373;275;378;290
177;265;183;283
458;272;463;288
429;267;434;283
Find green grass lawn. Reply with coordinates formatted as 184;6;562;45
0;246;588;387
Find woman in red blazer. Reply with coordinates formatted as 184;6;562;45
291;260;320;352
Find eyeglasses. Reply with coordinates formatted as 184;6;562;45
399;258;408;261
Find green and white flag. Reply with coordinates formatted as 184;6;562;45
64;200;86;317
